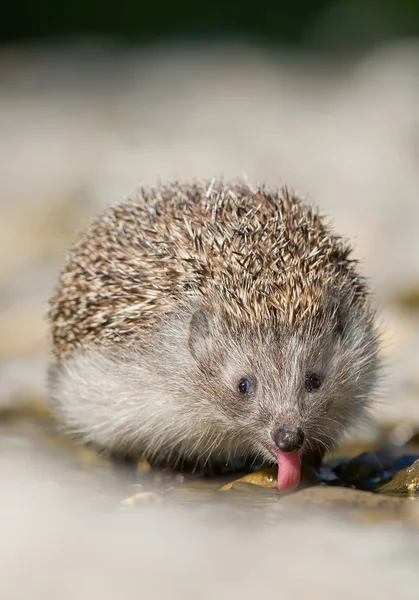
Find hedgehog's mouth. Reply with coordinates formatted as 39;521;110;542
267;445;301;493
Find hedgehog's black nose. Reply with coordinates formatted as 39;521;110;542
274;427;305;453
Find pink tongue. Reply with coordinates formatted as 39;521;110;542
276;450;301;492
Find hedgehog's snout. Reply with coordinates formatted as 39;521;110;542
273;426;305;453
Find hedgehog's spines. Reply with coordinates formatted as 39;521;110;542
49;179;370;356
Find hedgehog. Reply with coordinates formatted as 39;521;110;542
48;180;379;492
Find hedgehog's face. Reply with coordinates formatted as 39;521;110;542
187;297;378;490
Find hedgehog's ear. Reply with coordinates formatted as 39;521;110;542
188;308;214;366
336;297;350;338
328;287;355;339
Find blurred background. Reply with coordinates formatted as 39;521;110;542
2;1;419;597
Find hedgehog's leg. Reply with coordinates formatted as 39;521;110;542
299;445;325;485
303;445;326;471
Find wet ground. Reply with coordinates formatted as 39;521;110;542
2;396;419;525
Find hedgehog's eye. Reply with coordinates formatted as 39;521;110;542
305;373;322;392
238;378;252;395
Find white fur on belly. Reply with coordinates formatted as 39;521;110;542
48;350;177;455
